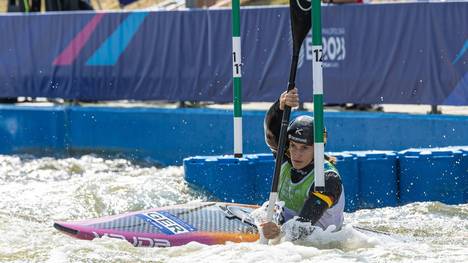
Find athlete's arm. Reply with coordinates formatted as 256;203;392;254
297;171;343;223
264;88;299;156
264;99;283;154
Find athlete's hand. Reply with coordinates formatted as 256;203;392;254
279;88;299;110
261;221;280;239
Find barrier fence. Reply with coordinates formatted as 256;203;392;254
0;3;467;104
184;147;468;211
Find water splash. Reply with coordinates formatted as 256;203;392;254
0;155;466;263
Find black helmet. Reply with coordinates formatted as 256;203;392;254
287;115;327;146
287;115;314;146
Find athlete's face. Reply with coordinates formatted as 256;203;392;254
289;140;314;169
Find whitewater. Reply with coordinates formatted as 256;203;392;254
0;155;466;262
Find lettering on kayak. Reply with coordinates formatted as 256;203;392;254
138;211;197;235
92;231;171;247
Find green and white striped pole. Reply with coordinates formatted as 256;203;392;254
312;0;325;192
232;0;243;158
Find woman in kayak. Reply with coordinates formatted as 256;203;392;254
261;87;345;240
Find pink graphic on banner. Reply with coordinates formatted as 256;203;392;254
53;13;105;65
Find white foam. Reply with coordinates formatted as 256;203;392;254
0;155;466;262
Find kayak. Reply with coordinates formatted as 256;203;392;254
54;202;260;247
54;201;395;248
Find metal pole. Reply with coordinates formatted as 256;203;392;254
430;105;441;114
312;0;325;192
232;0;243;158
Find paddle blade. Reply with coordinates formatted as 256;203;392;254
290;0;312;55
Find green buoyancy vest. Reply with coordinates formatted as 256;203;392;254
278;160;338;213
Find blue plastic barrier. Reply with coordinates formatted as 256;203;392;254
247;153;274;204
355;151;399;209
1;106;468;165
450;146;468;203
461;147;468;202
183;155;256;204
0;106;66;154
213;156;255;203
183;156;212;188
184;152;362;210
184;154;274;205
184;148;467;209
330;152;359;212
399;149;464;204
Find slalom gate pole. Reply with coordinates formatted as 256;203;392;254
312;0;325;192
232;0;243;158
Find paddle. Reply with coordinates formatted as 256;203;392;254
261;0;312;244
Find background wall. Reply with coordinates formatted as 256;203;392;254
1;105;466;165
